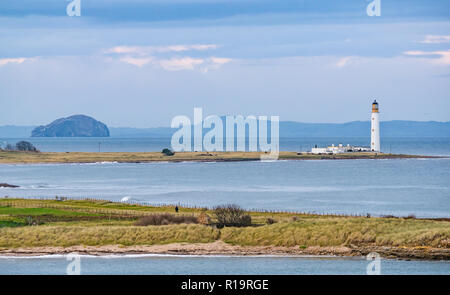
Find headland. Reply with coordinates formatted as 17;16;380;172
0;150;441;164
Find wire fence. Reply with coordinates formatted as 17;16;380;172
0;195;373;218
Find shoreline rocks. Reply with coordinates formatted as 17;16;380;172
0;183;19;188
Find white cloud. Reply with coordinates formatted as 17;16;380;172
210;57;232;65
104;44;219;55
404;50;450;65
421;35;450;44
104;44;226;71
105;46;145;55
201;57;233;72
0;57;31;67
119;56;153;67
335;56;360;68
158;57;204;71
104;43;231;72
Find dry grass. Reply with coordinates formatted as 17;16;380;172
135;213;198;226
0;198;448;249
0;225;219;248
220;217;450;248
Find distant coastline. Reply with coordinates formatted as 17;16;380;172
1;120;450;138
0;150;442;164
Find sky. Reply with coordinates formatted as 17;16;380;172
0;0;449;127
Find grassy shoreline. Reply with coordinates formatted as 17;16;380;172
0;150;441;164
0;199;448;260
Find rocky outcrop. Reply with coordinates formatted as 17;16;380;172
31;115;110;137
0;183;19;188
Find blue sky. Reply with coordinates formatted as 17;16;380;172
1;0;449;127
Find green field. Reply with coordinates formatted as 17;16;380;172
0;198;448;254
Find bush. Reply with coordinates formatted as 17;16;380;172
15;141;38;152
214;204;252;228
162;148;175;156
197;211;211;225
135;213;198;226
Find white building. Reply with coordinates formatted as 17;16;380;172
370;100;380;152
311;100;380;154
310;101;381;154
311;144;370;154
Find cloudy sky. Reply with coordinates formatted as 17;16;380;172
1;0;449;127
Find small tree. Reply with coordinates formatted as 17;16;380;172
162;148;175;156
214;204;252;228
16;141;38;152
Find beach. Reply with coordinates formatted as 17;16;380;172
1;242;449;261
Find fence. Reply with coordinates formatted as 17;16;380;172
0;195;373;218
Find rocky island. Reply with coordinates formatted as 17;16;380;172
31;115;110;137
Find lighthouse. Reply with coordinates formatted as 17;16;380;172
371;100;380;152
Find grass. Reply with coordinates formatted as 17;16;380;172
0;207;98;216
221;217;450;248
135;213;198;226
0;150;432;164
0;198;448;250
0;225;219;247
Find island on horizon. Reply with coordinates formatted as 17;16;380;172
31;114;110;138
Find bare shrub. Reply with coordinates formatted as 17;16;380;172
197;211;211;225
161;148;175;156
135;213;198;226
214;204;252;228
381;215;397;219
16;141;39;152
266;218;277;225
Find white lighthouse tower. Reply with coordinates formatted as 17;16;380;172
371;100;380;152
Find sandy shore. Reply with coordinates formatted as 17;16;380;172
0;241;448;260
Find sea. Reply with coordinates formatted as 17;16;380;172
0;255;449;275
0;136;449;274
1;137;449;218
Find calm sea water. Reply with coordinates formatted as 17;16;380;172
0;255;449;275
0;137;449;274
1;137;450;155
1;158;449;217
